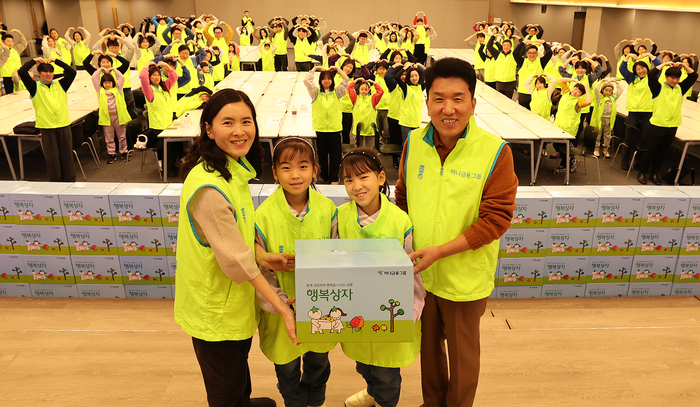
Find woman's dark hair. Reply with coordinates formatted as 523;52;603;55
273;137;317;169
147;65;169;92
318;70;336;92
425;57;476;99
632;60;649;75
622;44;635;55
389;51;403;64
106;39;120;48
404;66;422;85
574;61;589;71
535;76;548;86
340;58;356;75
97;55;113;67
340;148;389;197
49;28;58;37
73;31;84;42
665;66;682;79
180;89;263;182
100;73;116;88
389;32;398;43
573;83;586;94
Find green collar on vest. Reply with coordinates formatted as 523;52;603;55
662;81;677;90
422;122;468;148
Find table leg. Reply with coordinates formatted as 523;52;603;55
18;138;24;180
0;137;17;181
163;139;169;183
565;142;570;185
529;140;535;185
675;142;691;185
534;140;545;184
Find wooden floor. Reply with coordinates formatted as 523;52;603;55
1;296;699;406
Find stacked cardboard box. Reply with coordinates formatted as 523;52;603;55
672;186;700;295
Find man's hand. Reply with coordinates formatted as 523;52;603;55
410;246;442;274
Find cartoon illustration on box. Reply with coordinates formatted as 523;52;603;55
0;266;27;282
497;258;545;286
630;256;676;283
72;258;122;284
642;206;686;226
25;256;75;284
163;228;178;256
115;228;166;256
586;258;632;284
309;306;347;334
0;206;11;221
674;258;700;283
546;229;594;256
635;228;683;255
15;207;62;225
508;191;551;229
17;227;68;254
553;210;595;225
499;229;549;257
0;225;19;252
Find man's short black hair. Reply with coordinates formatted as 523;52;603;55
37;63;54;73
425;57;476;99
375;61;390;71
2;33;13;41
358;33;368;39
476;33;485;39
666;66;682;79
213;26;223;33
106;39;120;48
178;44;189;53
526;45;538;52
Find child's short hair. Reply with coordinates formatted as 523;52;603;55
476;33;485;39
272;137;317;169
665;66;682;79
100;73;116;88
573;83;586;94
535;76;548;86
178;44;189;53
97;55;113;66
340;148;389;196
375;61;390;71
106;39;120;48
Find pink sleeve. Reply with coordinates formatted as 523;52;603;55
164;69;178;91
140;66;154;103
347;81;357;105
371;82;383;108
91;69;101;92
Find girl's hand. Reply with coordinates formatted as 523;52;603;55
280;305;298;346
259;252;296;272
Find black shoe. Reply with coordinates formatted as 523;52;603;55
650;173;662;185
249;397;276;407
621;161;630;171
107;154;117;164
393;162;399;169
637;172;647;185
121;152;129;162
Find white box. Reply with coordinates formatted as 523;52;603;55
497;257;546;286
0;224;22;255
71;255;125;298
545;227;595;256
250;184;263;208
108;183;167;226
542;257;589;298
634;227;683;255
162;227;178;256
542;186;599;228
114;226;168;256
65;225;117;256
58;182;121;225
25;254;78;297
495;285;543;299
510;186;552;228
499;228;549;258
591;227;639;256
630;255;677;285
674;256;700;286
11;182;73;226
0;181;27;224
627;282;672;296
629;186;690;227
158;183;182;227
14;225;69;255
0;254;31;296
670;186;700;227
120;256;172;298
587;255;634;284
670;283;700;296
585;283;630;297
586;185;645;227
315;185;351;206
680;228;700;255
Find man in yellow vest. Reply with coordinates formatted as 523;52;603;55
268;17;290;72
18;57;77;182
513;40;552;108
290;25;317;72
1;29;28;94
395;57;518;407
637;61;697;185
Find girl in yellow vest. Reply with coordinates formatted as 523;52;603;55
49;28;72;67
338;148;425;407
236;26;254;47
65;27;91;70
348;79;384;148
254;137;338;407
92;67;129;163
399;28;417;56
191;32;208;53
524;73;557;120
305;65;350;183
553;78;592;172
254;26;272;45
394;62;425;143
133;33;161;73
636;62;697;185
258;42;277;72
591;78;625;158
197;62;215;91
225;43;241;74
1;29;28;94
176;89;297;406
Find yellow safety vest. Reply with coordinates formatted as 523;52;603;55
650;82;683;128
32;80;70;129
399;85;422;128
312;89;343;132
98;85;130;126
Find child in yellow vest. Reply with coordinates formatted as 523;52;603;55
347;79;384;149
259;42;277;72
524;73;557;120
592;78;624;158
338;148;425;407
255;137;338;407
92;67;129;163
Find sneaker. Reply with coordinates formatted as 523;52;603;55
107;154;117;164
637;172;647;185
555;165;566;173
121;152;129;162
249;397;276;407
570;159;580;172
345;389;375;407
621;161;630;171
593;147;600;157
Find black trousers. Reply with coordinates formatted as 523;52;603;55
621;111;653;164
341;112;353;144
41;126;76;182
295;61;313;72
639;124;678;175
3;77;14;94
414;44;427;65
518;92;532;109
496;81;516;99
192;336;253;407
275;54;288;71
123;87;137;119
316;131;342;182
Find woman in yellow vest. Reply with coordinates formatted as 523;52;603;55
399;28;417;55
65;27;91;70
42;36;65;76
394;62;425;143
254;26;272;45
1;29;28;94
18;57;77;182
348;79;384;148
176;89;296;406
305;65;350;183
338;148;425;407
591;78;624;158
133;33;161;73
151;15;174;52
92;67;130;163
614;41;637;79
236;26;254;47
524;73;557;120
636;62;697;185
49;28;72;67
255;137;338;407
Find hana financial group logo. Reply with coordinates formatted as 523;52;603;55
417;165;425;180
